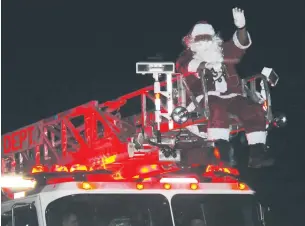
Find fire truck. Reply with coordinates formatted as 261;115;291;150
1;61;285;226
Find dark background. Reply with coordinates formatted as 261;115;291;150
2;0;304;225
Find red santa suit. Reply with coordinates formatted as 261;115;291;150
176;21;267;146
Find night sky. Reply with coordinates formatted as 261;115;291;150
2;0;305;225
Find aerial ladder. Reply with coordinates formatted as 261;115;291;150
1;62;194;182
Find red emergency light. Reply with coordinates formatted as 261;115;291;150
30;163;240;180
204;164;240;176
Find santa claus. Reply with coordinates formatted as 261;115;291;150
176;8;274;168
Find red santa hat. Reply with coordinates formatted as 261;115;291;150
183;21;215;46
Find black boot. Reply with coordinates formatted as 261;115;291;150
248;143;274;168
213;139;236;167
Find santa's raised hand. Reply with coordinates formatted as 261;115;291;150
232;7;246;28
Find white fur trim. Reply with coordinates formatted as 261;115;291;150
186;95;204;112
214;77;227;93
207;91;240;99
188;59;203;72
191;24;215;37
246;131;267;145
199;132;208;138
207;128;230;141
186;125;208;138
232;31;252;49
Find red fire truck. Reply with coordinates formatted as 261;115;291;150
1;61;283;226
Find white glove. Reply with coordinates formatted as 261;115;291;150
232;7;246;28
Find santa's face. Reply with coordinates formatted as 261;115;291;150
189;34;224;63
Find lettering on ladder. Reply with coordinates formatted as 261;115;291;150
1;123;43;154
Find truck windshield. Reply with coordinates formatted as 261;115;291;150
171;194;261;226
45;194;173;226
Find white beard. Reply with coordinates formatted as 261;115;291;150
190;35;228;93
190;35;224;64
